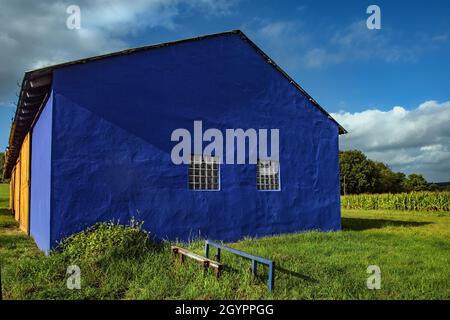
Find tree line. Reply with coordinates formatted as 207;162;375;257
340;150;448;195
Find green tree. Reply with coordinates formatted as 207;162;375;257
403;173;429;192
340;149;432;194
393;172;407;193
339;150;379;194
373;162;406;193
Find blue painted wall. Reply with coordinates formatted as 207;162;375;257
49;33;341;247
30;92;53;253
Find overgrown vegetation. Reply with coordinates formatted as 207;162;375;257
1;183;449;299
341;191;450;211
58;220;152;262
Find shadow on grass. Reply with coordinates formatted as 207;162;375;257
276;266;318;283
0;233;30;247
0;208;13;216
342;217;431;231
0;208;17;228
219;261;318;285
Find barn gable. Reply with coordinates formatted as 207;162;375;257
5;30;345;251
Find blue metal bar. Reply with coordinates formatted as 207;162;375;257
216;248;221;262
268;261;275;292
251;259;257;277
205;240;273;265
204;242;209;258
204;240;274;292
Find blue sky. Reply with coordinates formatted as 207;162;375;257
1;0;449;181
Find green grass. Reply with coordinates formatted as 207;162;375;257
0;184;15;228
0;183;449;299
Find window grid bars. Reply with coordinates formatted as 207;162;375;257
189;155;220;190
257;160;280;191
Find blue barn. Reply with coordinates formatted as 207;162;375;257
4;30;346;253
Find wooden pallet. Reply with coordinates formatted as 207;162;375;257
171;245;223;277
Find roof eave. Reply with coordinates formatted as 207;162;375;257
3;72;52;179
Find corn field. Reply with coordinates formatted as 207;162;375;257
341;191;450;211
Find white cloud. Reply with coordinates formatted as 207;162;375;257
302;20;424;68
332;101;450;182
304;48;343;68
243;19;310;71
246;18;448;69
259;21;297;38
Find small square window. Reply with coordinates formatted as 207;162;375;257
257;159;280;191
189;155;220;190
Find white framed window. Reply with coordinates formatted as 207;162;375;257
189;154;220;191
257;159;280;191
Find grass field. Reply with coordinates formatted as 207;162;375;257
0;183;449;299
